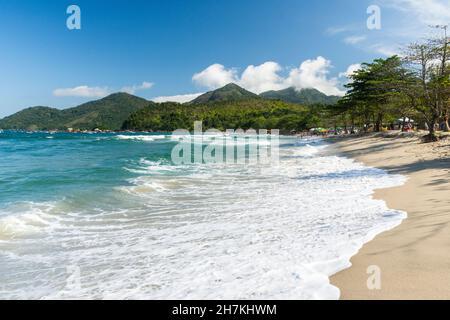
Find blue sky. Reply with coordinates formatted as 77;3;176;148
0;0;449;117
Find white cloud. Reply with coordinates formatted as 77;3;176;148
325;26;351;35
284;57;345;96
372;0;449;55
371;43;401;57
121;81;154;94
344;35;366;45
54;81;154;98
192;64;237;89
385;0;450;25
53;86;110;98
239;62;286;94
152;93;204;103
339;63;362;78
192;57;347;96
326;1;449;57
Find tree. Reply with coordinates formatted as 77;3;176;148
342;56;409;132
404;27;450;140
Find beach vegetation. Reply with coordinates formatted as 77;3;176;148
333;29;449;141
122;99;322;133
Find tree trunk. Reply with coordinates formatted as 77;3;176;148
424;118;439;142
375;113;383;132
444;115;450;132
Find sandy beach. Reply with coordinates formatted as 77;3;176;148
329;132;450;300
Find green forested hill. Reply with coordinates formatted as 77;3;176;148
0;93;149;130
122;99;321;132
190;83;260;104
260;87;340;105
0;86;337;131
0;107;65;131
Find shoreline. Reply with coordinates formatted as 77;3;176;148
328;132;450;300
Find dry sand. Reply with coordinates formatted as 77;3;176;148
329;132;450;300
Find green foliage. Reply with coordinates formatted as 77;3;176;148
260;87;340;105
334;32;450;137
0;107;65;130
123;99;319;132
0;93;149;131
334;56;420;131
0;83;342;132
190;83;260;104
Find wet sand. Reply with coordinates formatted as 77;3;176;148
329;132;450;300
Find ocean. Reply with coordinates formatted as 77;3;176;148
0;131;406;299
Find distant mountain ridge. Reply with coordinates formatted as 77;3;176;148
0;84;341;130
190;84;340;105
0;93;149;130
190;83;260;104
260;87;341;105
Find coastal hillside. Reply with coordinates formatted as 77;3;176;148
189;83;260;104
0;93;149;131
122;99;320;132
260;87;340;105
0;85;340;131
0;107;65;131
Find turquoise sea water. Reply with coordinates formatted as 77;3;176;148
0;132;172;206
0;131;406;299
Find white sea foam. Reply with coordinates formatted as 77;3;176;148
116;135;167;142
170;134;275;146
0;139;406;300
0;202;61;240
